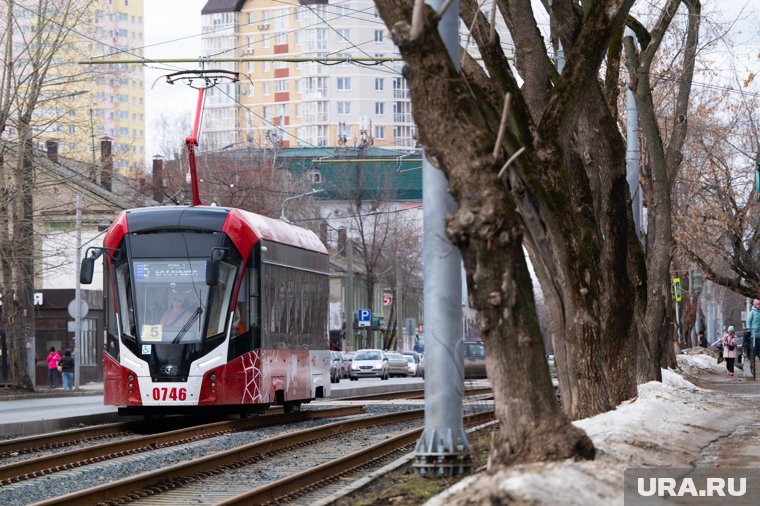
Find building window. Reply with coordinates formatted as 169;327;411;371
375;126;385;139
374;30;384;43
337;102;351;115
337;77;351;91
375;78;384;91
375;102;384;115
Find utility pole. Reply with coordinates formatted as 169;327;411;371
413;0;471;477
74;194;82;388
345;237;354;350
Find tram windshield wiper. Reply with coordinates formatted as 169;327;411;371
172;307;203;344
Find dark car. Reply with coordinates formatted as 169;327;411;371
464;341;487;379
329;351;342;383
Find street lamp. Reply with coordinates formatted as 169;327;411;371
280;189;323;223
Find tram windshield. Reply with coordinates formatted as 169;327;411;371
114;258;237;345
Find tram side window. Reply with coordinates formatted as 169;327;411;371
104;257;120;357
114;262;136;338
206;261;236;337
262;264;328;350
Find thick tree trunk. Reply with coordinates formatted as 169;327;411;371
10;134;35;390
449;161;594;466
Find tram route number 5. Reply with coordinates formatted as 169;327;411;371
152;387;187;401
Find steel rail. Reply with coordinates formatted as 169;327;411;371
217;410;495;505
31;409;426;506
338;387;492;401
0;422;130;457
1;406;362;484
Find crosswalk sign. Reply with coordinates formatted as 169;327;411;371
673;278;682;302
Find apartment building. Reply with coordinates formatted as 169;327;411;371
11;0;145;174
200;0;414;151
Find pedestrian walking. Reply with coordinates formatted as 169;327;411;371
46;346;61;389
722;326;739;377
698;330;707;348
746;298;760;359
59;349;75;390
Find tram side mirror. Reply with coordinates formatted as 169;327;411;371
80;247;105;285
206;247;228;286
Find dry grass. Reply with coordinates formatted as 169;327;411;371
332;427;495;506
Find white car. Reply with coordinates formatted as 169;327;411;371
349;349;389;381
403;354;422;377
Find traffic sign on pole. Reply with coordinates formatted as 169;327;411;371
67;299;89;319
673;278;682;302
358;308;371;328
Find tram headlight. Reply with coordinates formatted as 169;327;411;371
127;374;134;381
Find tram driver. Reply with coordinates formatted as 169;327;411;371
160;292;195;330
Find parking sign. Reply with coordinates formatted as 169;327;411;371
358;308;371;328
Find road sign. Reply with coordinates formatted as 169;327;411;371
673;278;682;302
382;294;393;306
358;308;371;328
67;299;89;319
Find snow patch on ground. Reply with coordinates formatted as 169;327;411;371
427;354;753;506
676;352;725;375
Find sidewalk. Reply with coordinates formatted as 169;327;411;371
0;382;103;401
428;354;760;506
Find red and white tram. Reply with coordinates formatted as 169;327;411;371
81;206;331;416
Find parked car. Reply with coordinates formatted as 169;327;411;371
329;351;342;383
340;352;354;378
349;349;389;380
403;354;420;377
464;341;487;379
384;351;409;377
402;351;424;377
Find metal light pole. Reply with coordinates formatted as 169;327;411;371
280;189;323;223
413;0;471;478
74;195;82;388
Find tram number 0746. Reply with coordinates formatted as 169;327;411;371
152;387;187;401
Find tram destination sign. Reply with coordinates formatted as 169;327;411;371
134;261;204;281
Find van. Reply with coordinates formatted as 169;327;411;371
464;341;487;378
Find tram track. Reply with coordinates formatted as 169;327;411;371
27;408;494;506
0;406;363;485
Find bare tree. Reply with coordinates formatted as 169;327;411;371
0;0;93;390
623;0;701;377
373;0;701;466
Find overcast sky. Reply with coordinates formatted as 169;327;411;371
144;0;207;160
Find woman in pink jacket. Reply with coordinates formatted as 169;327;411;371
722;326;739;377
46;346;61;388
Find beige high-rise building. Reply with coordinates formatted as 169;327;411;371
200;0;415;152
10;0;145;173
